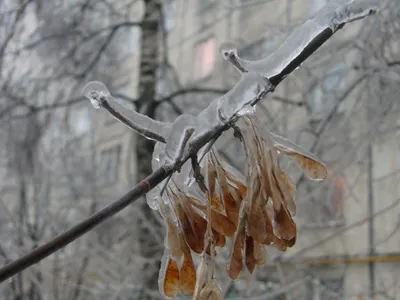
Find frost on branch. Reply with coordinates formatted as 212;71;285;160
81;1;379;299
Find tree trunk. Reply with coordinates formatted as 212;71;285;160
135;0;163;296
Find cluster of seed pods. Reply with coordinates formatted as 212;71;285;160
157;113;327;299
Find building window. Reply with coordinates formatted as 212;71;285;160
193;37;216;80
68;104;91;136
309;63;346;119
310;0;327;15
99;145;121;185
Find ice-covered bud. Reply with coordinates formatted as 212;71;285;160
218;41;238;61
329;0;379;31
82;81;111;109
219;41;247;73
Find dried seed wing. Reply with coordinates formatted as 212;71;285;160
178;203;204;253
245;236;256;273
158;200;182;260
227;183;245;205
271;133;327;180
272;235;296;251
211;194;225;212
187;196;235;238
158;251;180;299
166;221;183;260
237;182;248;199
194;255;208;300
274;205;296;241
227;203;247;279
262;206;275;245
227;229;245;280
181;200;208;251
187;207;207;241
253;241;266;265
199;279;223;300
268;170;283;212
211;209;236;237
221;189;240;226
213;228;226;247
207;160;225;212
212;147;246;184
186;195;206;211
276;165;296;216
247;179;267;243
271;236;288;251
180;248;196;296
285;151;327;181
286;235;296;247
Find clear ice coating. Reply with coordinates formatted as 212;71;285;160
217;72;268;121
82;81;171;142
146;142;166;210
163;114;197;166
218;41;237;59
82;81;110;109
220;0;379;79
269;132;324;165
269;131;328;181
146;141;193;210
84;0;379;217
315;0;379;32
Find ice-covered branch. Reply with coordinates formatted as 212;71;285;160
220;0;378;83
82;81;171;143
0;166;173;283
0;0;380;285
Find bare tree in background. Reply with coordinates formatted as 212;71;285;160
0;0;399;299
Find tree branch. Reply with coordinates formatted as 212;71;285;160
0;165;173;283
0;4;379;283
